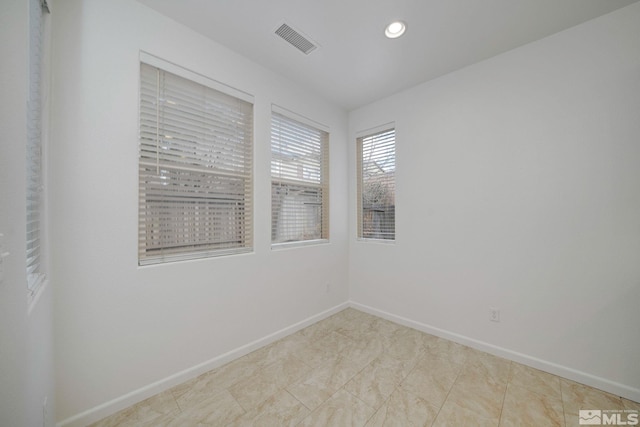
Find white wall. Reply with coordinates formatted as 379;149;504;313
0;2;29;424
50;0;349;424
349;3;640;401
1;1;56;426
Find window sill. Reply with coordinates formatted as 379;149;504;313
271;239;329;251
356;238;396;245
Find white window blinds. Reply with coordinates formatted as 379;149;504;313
357;128;396;240
26;0;49;294
271;110;329;244
139;61;254;264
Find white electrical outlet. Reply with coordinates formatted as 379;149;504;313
490;308;500;322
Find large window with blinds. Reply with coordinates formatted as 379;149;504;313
26;0;50;296
271;108;329;245
357;127;396;241
139;57;254;265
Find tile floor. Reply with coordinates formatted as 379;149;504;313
90;308;639;426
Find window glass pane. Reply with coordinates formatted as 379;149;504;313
271;112;329;244
139;62;253;264
358;129;395;240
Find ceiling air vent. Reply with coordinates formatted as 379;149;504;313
274;23;318;55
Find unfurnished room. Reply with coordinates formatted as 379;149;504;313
1;0;639;426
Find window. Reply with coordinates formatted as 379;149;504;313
271;108;329;245
138;57;254;265
357;127;396;240
26;0;50;296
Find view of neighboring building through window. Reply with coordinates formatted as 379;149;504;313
271;110;329;244
357;128;396;240
138;59;254;264
26;0;50;296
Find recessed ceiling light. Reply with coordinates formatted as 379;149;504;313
385;21;406;39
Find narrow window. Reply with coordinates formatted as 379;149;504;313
357;128;396;241
138;60;254;264
26;0;50;295
271;109;329;245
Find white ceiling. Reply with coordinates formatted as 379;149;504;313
138;0;639;110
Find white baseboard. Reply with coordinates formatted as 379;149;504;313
57;302;349;427
349;301;640;403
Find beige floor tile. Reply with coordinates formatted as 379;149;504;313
561;379;625;426
295;319;333;342
399;355;461;407
364;387;439;427
433;400;498;427
464;349;511;384
90;408;169;427
141;412;194;427
328;308;360;322
334;316;378;341
293;342;339;369
500;383;564;427
263;354;311;385
286;375;334;410
162;416;209;427
420;332;440;348
90;390;180;427
446;366;507;420
319;311;355;331
298;389;376;427
424;337;470;365
509;363;562;400
369;317;405;338
385;329;426;363
623;398;640;411
286;355;363;410
379;350;422;379
342;336;385;369
344;354;408;409
229;355;310;411
227;389;309;427
311;330;357;354
379;322;412;338
245;333;309;369
561;378;625;410
173;389;245;425
171;371;230;410
172;354;262;404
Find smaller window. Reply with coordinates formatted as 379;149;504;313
271;108;329;245
357;127;396;241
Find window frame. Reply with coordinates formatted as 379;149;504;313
270;105;330;248
356;125;396;242
138;53;254;265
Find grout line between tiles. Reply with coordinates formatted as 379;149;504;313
496;362;512;427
